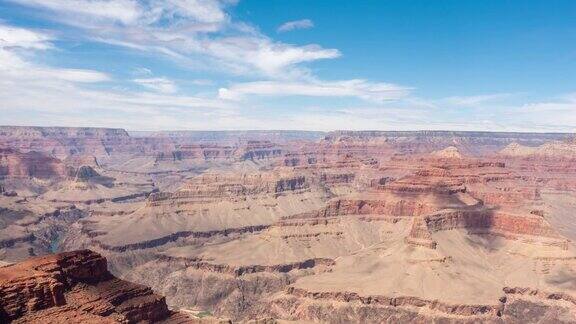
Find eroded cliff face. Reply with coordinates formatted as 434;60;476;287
0;126;131;160
0;250;198;323
0;148;68;180
2;127;576;323
0;126;288;169
147;171;309;206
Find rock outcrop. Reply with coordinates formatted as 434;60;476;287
147;172;309;206
0;148;68;179
430;146;463;159
73;165;101;182
0;250;194;323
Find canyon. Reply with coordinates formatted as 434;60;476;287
1;126;576;323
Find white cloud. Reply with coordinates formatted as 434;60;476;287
191;79;214;86
134;77;178;93
56;69;110;82
0;23;236;131
203;37;340;77
277;19;314;33
0;24;53;49
441;93;513;107
219;79;411;103
0;24;109;82
11;0;142;25
132;67;153;76
9;0;339;78
161;0;228;24
0;53;109;82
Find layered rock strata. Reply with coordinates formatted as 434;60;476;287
0;250;195;323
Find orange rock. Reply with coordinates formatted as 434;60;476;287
0;250;193;323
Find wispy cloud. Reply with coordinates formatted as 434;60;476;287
219;79;411;103
277;19;314;33
197;37;340;77
191;79;214;86
0;24;109;82
441;93;514;107
0;22;236;130
9;0;337;78
132;67;153;77
134;77;178;94
10;0;225;25
12;0;140;24
0;24;53;49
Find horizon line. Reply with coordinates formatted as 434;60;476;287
0;125;574;135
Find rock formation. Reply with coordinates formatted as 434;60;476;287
500;141;576;160
0;148;68;179
0;250;198;323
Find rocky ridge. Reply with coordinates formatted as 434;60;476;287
0;250;197;323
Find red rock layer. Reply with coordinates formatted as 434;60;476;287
156;255;335;277
282;198;440;221
91;225;269;252
0;250;192;323
405;209;568;250
147;173;308;206
262;286;576;323
0;148;68;179
284;286;502;317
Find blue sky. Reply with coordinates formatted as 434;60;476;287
1;0;576;131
